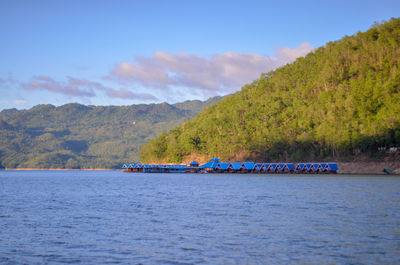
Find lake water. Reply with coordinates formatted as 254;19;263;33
1;171;399;264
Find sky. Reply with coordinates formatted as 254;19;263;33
0;0;399;110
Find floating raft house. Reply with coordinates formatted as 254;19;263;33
122;158;339;174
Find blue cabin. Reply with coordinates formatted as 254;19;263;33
229;162;242;172
305;163;313;172
260;163;270;172
255;163;263;171
216;162;230;172
296;163;305;172
319;163;327;172
189;161;199;167
200;158;220;171
286;163;296;173
131;163;142;172
277;163;286;173
122;163;138;172
312;163;321;173
199;161;219;169
269;163;278;172
324;163;339;173
276;163;296;173
242;162;255;172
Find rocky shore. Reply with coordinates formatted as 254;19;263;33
338;161;400;175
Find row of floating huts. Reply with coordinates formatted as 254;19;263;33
122;158;339;174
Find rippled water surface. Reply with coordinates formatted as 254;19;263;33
1;171;400;264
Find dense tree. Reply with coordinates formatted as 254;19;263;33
141;18;400;163
0;97;222;168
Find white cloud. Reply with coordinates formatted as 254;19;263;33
15;43;315;104
14;99;28;105
276;42;314;63
111;58;172;88
20;75;160;102
110;42;315;96
21;76;97;97
106;88;159;101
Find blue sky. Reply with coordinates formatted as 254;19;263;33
0;0;399;110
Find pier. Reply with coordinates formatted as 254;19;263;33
122;158;339;174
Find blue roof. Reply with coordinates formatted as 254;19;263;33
269;163;278;170
262;163;271;170
312;163;320;169
296;163;305;170
255;163;263;171
286;163;296;170
243;162;255;170
190;161;199;166
327;163;339;171
278;163;286;171
200;161;219;169
230;162;242;170
217;162;230;170
124;161;335;173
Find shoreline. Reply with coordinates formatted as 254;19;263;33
337;161;400;175
3;168;399;176
3;168;119;171
2;160;400;175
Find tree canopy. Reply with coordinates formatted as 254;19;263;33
140;18;400;163
0;97;222;168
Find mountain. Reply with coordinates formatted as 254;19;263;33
0;97;222;169
140;18;400;164
173;96;223;113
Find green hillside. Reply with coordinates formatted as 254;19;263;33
0;97;222;169
140;18;400;163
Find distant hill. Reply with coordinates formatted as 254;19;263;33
0;97;222;169
140;18;400;164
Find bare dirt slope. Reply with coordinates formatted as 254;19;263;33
338;153;400;174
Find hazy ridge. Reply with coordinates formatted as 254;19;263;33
0;97;222;168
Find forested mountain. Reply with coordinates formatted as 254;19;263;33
0;97;222;168
140;18;400;164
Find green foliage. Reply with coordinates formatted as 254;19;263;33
0;97;222;168
141;18;400;163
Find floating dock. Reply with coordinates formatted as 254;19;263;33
122;158;339;174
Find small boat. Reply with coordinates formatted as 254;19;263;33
383;168;392;174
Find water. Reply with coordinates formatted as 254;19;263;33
1;171;400;264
